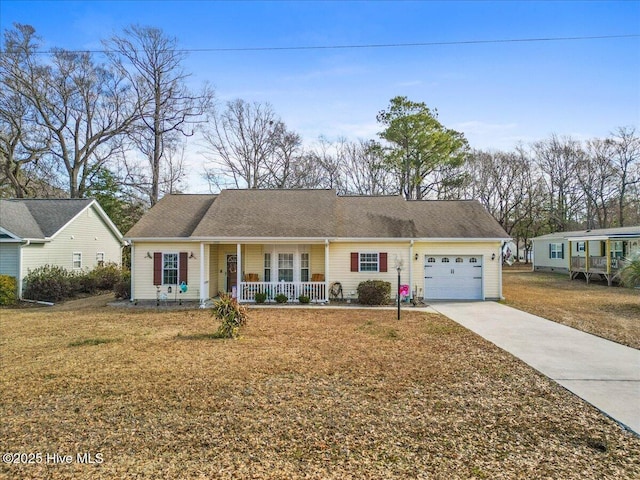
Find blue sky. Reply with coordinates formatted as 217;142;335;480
2;0;639;191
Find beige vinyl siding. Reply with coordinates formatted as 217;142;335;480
0;243;20;279
413;241;503;300
328;242;411;300
21;205;121;275
132;242;201;300
310;244;325;277
243;245;264;279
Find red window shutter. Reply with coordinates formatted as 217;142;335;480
153;252;162;285
351;252;359;272
379;252;388;272
179;252;188;284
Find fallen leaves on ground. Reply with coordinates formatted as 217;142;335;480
1;307;639;479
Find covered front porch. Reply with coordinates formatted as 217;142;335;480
204;241;329;303
569;236;639;285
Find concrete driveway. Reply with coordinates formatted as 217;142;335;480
429;301;640;435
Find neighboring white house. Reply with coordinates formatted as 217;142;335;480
0;198;123;298
125;189;510;304
532;226;640;285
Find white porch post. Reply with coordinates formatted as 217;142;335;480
199;242;206;306
324;240;330;302
236;243;242;300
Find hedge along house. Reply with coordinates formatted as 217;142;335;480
532;226;640;285
0;198;124;298
125;189;510;304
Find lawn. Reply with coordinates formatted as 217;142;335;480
1;301;639;479
502;268;640;349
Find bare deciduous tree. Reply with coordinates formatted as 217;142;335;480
533;135;585;231
2;23;140;198
202;99;282;190
105;25;213;205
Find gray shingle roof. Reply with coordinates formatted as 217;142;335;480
126;189;509;240
0;198;93;239
125;194;218;238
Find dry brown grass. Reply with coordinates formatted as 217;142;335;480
1;304;639;479
503;269;640;349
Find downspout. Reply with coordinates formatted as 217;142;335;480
499;241;505;300
199;242;206;307
129;241;135;301
409;240;414;300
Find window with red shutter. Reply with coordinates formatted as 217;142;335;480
153;252;162;285
351;252;359;272
379;252;388;272
179;252;188;284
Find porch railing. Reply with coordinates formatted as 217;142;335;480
570;256;621;273
238;282;327;303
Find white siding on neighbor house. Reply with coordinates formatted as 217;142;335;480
132;242;203;300
414;242;502;299
533;238;569;272
21;205;122;276
0;243;20;279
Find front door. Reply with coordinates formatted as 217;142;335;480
226;254;237;292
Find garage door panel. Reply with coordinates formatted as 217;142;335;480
424;255;483;300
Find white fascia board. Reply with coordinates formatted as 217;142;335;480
90;200;124;241
329;237;509;243
189;237;328;244
125;237;202;243
0;226;22;240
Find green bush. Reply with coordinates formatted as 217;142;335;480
89;262;123;290
274;293;288;304
254;292;267;303
298;294;310;304
114;271;131;299
357;280;391;305
619;253;640;288
0;275;17;306
212;293;248;339
23;265;74;302
24;264;128;302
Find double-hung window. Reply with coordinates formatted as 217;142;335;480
550;243;564;259
163;253;178;285
264;253;272;282
96;252;105;267
278;253;294;282
300;253;310;282
359;253;379;272
72;252;82;269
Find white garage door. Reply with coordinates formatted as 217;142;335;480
424;255;483;300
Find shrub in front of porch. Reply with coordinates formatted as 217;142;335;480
274;293;288;304
357;280;391;305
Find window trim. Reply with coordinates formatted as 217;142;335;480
72;252;82;270
162;252;179;285
550;242;564;259
359;252;379;272
96;252;105;267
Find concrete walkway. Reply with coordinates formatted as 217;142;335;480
429;301;640;435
